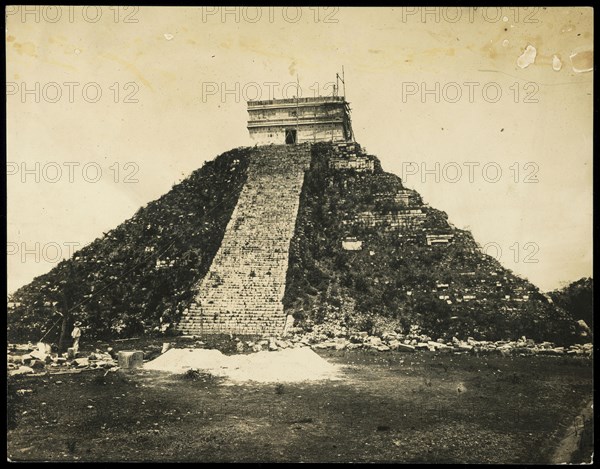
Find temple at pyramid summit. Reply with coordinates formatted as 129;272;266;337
247;95;354;145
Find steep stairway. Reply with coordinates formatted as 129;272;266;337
177;143;312;335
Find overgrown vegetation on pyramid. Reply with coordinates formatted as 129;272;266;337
284;143;576;344
8;142;578;344
8;149;249;340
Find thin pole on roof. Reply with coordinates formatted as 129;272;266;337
336;66;346;99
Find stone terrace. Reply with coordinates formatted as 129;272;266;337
177;144;312;335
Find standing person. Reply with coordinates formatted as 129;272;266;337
71;321;82;354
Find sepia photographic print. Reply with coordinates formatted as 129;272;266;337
6;6;593;463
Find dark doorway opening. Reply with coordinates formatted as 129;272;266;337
285;129;297;145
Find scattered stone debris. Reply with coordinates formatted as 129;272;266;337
6;330;591;380
7;343;119;376
254;328;593;358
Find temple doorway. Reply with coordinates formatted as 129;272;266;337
285;129;297;144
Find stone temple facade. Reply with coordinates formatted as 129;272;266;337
247;96;354;145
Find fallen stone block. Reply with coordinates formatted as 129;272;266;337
30;357;46;369
14;344;34;352
30;350;49;361
275;339;289;349
388;340;401;349
9;366;34;376
37;342;52;355
74;358;90;367
366;336;383;346
513;347;535;355
334;341;347;351
396;343;416;352
118;351;144;369
94;360;116;369
537;348;564;356
7;355;24;364
313;342;335;349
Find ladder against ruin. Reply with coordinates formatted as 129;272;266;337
177;144;312;336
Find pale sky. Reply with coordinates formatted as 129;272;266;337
7;6;593;294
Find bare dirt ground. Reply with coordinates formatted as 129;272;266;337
7;347;593;463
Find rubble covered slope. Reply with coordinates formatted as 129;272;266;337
284;142;577;344
8;148;250;341
8;142;578;345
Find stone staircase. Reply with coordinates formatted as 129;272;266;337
177;144;312;335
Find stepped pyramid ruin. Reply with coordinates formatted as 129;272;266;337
8;92;577;344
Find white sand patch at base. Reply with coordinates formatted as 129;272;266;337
144;346;342;383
